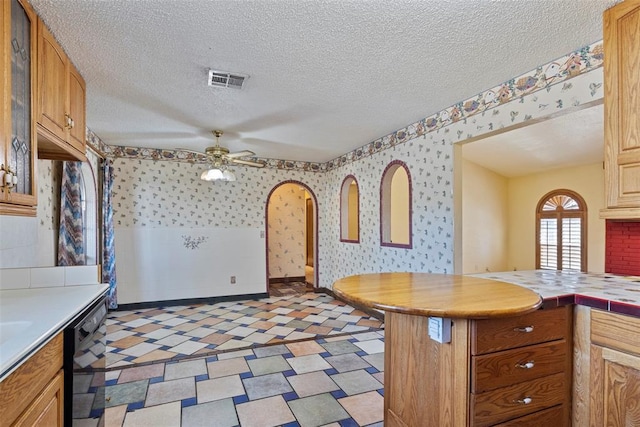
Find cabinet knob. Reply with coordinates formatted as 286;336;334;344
515;361;535;369
514;397;533;405
513;326;534;333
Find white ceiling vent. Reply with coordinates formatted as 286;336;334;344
207;69;248;89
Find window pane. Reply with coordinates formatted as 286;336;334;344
10;0;32;195
542;194;580;211
562;218;581;270
539;218;557;270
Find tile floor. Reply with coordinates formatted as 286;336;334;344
102;292;386;426
269;282;313;297
106;292;383;368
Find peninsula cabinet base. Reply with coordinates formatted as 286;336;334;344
384;311;470;426
383;307;572;427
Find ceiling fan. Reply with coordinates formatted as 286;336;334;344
178;130;265;181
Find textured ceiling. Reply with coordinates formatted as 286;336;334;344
462;103;604;178
29;0;618;163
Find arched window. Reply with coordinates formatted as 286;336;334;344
80;162;98;265
380;160;412;248
536;189;587;272
340;175;360;243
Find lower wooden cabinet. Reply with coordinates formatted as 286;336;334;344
0;333;64;427
12;370;63;427
590;310;640;426
470;306;572;426
471;373;566;426
384;306;572;427
493;405;564;426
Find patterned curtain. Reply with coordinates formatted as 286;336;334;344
58;161;85;265
102;158;118;309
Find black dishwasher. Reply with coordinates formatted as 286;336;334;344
64;295;107;426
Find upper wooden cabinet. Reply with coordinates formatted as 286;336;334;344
601;1;640;219
0;0;38;216
36;20;86;162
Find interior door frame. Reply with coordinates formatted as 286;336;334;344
265;180;319;292
306;197;314;267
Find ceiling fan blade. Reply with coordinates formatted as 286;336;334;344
231;158;266;168
225;150;255;159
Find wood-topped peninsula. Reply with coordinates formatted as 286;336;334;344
332;272;542;319
333;273;572;427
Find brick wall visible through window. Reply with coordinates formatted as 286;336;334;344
605;221;640;276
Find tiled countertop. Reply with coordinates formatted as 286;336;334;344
471;270;640;317
0;284;108;382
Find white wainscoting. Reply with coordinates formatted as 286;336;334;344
115;227;266;304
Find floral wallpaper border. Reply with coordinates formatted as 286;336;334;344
91;40;603;173
324;40;604;170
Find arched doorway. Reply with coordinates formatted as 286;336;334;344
265;180;318;295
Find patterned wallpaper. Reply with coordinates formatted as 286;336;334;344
319;66;605;288
267;184;307;279
36;159;60;238
320;140;454;288
111;159;324;229
108;41;605;291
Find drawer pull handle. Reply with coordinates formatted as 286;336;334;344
514;397;533;405
514;326;534;333
516;361;535;369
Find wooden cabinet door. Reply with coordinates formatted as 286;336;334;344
604;1;640;208
0;0;37;214
12;370;64;427
37;22;68;143
68;64;85;153
591;345;640;426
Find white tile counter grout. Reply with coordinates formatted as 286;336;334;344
471;270;640;315
0;283;109;382
0;265;99;290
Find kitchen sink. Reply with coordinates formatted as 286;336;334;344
0;321;32;346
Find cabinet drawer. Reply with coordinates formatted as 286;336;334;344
470;372;565;427
472;307;568;355
492;405;564;426
472;340;567;393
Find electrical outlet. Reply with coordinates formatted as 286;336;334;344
230;276;236;284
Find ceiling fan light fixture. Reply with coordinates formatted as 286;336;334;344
201;167;225;181
201;166;236;182
222;169;236;181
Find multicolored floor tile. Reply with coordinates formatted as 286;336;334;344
104;291;385;426
107;292;383;368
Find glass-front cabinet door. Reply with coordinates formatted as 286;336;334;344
1;0;37;215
